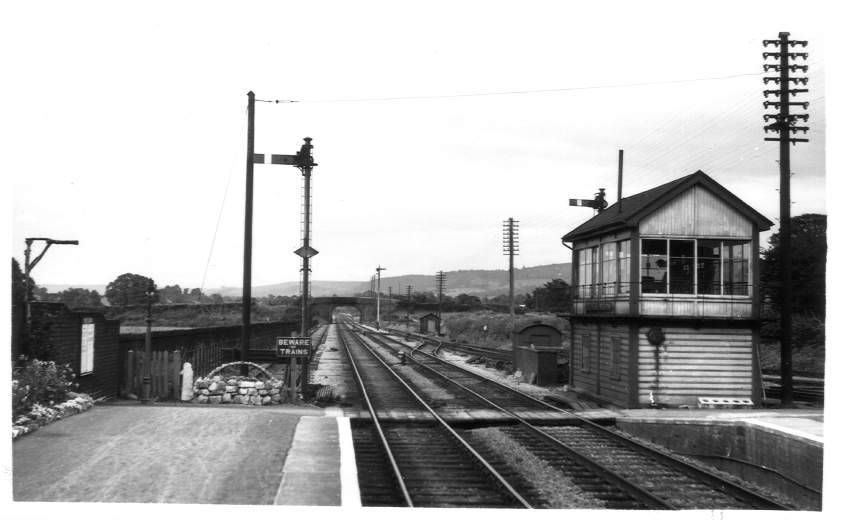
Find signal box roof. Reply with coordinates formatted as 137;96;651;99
561;170;773;243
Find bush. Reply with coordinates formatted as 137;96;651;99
760;311;825;350
12;359;77;419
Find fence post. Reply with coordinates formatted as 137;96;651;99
172;350;181;400
156;351;165;399
152;351;159;399
125;350;135;398
134;350;143;399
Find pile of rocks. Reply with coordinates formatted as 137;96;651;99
192;375;286;405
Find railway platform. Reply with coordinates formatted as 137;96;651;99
298;322;825;508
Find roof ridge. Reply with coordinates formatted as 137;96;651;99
561;171;770;242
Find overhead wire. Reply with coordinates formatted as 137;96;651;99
198;103;248;295
255;72;764;105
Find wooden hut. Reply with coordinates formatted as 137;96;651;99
419;313;441;335
560;171;772;408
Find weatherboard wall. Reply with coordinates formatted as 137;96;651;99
570;320;631;407
637;325;755;407
639;185;752;238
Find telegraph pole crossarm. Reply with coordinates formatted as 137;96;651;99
23;237;79;336
376;266;386;330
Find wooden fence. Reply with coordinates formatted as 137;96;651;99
122;342;225;401
181;342;225;379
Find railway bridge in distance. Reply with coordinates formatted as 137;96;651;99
311;296;382;323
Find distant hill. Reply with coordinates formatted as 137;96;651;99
46;263;572;299
374;263;572;298
217;263;571;298
41;284;106;294
216;280;365;298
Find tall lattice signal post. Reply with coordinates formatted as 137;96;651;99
435;271;447;335
503;218;519;339
405;285;413;329
763;32;809;406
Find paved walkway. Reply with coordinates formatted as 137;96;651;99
12;404;353;506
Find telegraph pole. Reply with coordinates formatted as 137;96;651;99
763;32;809;406
405;285;413;330
376;266;386;329
435;271;447;335
23;238;78;341
503;218;519;339
241;91;256;374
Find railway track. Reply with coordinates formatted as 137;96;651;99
339;324;533;508
344;320;793;509
762;374;824;403
397;328;825;405
391;328;512;363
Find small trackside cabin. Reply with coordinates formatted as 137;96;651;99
419;313;441;335
560;171;773;408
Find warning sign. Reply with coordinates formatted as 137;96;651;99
276;337;312;357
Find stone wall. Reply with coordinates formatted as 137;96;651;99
616;418;822;510
192;375;286;405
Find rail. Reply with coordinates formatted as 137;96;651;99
340;322;533;508
365;323;793;510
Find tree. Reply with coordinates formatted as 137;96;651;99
158;284;184;304
527;279;572;312
455;293;482;307
412;291;437;303
56;288;102;308
12;258;31;304
761;213;827;317
105;273;158;306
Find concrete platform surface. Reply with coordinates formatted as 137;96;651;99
13;403;358;506
614;408;824;445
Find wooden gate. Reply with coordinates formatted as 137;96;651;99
122;349;183;401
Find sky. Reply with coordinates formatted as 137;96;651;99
3;0;838;293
